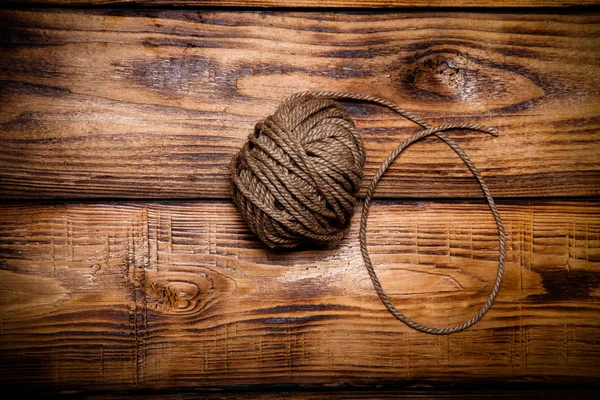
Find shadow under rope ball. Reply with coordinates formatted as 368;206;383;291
230;91;506;335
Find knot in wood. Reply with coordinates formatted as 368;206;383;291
230;93;366;249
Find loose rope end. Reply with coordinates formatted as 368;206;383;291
488;127;499;137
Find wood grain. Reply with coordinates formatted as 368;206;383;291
1;10;599;199
4;1;599;8
79;389;600;400
1;200;598;390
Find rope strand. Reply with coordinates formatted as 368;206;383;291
231;91;505;334
307;92;505;334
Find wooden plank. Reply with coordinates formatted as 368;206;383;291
3;1;599;8
78;389;600;399
1;200;598;390
1;10;599;199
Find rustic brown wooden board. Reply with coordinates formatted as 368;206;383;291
1;201;598;390
4;1;599;8
1;10;599;199
79;389;600;399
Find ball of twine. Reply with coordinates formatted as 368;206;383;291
230;91;506;335
230;93;365;249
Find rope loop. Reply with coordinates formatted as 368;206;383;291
232;91;505;334
299;92;505;334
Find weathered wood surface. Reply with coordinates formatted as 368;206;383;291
1;201;598;390
4;1;599;8
79;389;600;400
1;10;599;199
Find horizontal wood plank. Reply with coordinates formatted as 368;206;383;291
3;1;599;8
78;389;600;400
1;200;599;390
1;10;599;199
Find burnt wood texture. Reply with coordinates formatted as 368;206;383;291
3;1;600;7
0;201;599;390
0;3;599;397
78;389;600;399
1;10;599;199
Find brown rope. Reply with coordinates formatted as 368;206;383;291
231;91;506;334
231;92;365;249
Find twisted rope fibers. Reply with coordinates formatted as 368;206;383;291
231;91;506;334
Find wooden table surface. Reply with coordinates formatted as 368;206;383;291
1;1;599;397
